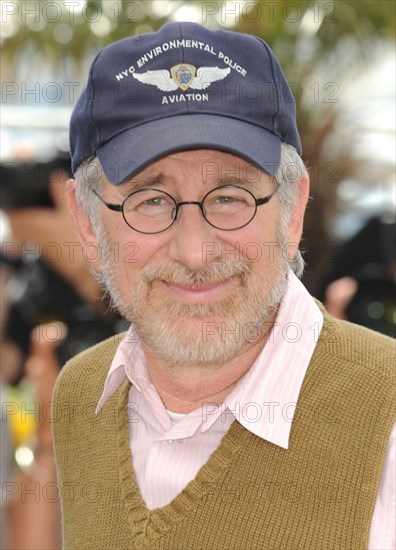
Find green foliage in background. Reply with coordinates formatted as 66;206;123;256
2;1;394;67
1;0;395;288
2;0;394;154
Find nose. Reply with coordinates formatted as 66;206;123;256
166;202;221;271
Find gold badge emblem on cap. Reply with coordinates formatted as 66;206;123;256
170;64;197;91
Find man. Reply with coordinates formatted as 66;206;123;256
53;22;395;549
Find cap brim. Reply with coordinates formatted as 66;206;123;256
97;114;280;184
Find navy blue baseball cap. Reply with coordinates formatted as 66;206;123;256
70;22;301;184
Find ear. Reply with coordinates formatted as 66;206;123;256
49;169;69;211
286;168;310;261
65;178;102;273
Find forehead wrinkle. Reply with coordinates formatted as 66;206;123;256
107;155;271;197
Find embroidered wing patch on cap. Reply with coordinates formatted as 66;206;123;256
133;65;230;91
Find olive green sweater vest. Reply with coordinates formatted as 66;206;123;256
53;310;395;550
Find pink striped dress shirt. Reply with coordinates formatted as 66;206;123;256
97;270;395;549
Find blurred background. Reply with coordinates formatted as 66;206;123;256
0;1;395;548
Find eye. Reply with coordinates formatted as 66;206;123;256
133;195;172;215
215;196;240;204
125;189;175;214
143;196;167;206
209;192;251;207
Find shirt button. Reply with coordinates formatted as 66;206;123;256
164;439;177;447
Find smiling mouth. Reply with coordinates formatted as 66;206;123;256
160;278;233;303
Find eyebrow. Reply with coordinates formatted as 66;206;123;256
213;173;268;192
122;173;169;193
214;174;254;185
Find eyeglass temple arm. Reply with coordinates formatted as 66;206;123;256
255;183;279;206
92;189;123;212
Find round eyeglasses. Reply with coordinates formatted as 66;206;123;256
92;184;279;234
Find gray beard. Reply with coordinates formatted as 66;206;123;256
95;229;289;368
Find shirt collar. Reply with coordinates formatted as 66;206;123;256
219;269;323;448
96;268;323;449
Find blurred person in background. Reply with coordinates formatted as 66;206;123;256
1;161;123;549
2;161;123;366
53;22;395;549
4;323;65;550
319;213;395;337
0;251;21;550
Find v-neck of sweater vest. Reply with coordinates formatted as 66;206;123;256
116;378;251;546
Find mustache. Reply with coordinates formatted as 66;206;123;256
140;258;252;285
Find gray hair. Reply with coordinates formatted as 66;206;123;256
74;143;306;276
275;143;306;277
